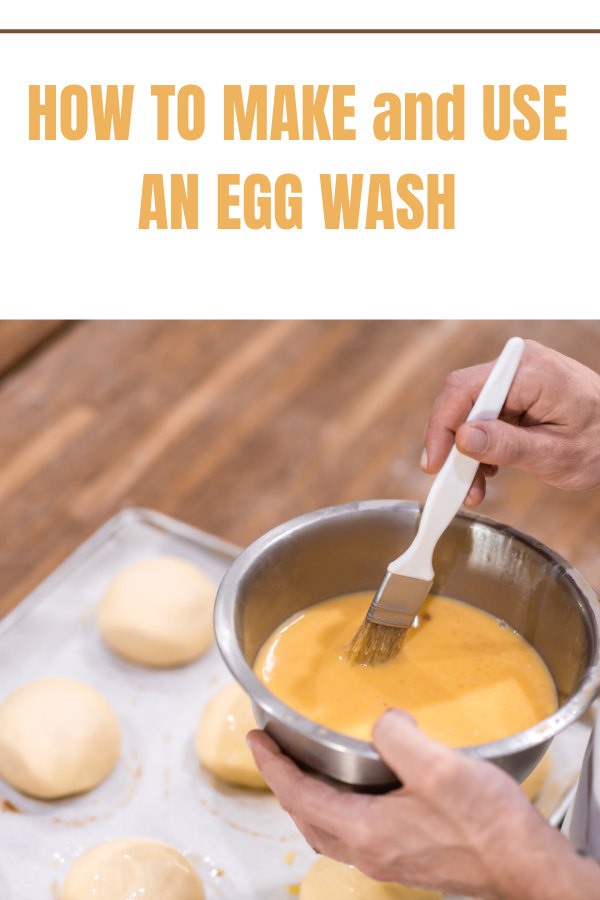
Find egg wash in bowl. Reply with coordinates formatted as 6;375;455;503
254;592;558;747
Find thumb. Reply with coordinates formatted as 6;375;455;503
372;708;452;785
455;419;545;470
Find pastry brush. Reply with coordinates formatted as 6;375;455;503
347;336;525;666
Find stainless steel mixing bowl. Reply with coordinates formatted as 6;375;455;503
215;500;600;790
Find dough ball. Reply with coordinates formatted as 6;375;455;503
521;751;552;802
300;857;442;900
0;677;120;800
97;556;216;667
195;681;268;789
60;837;205;900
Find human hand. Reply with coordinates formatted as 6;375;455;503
422;339;600;507
248;709;600;900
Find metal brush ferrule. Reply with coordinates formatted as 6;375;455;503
366;605;417;628
366;571;433;629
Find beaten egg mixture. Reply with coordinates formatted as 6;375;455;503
254;592;557;746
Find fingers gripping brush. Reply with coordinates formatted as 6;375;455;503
347;336;525;666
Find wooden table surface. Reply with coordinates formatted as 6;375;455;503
1;320;599;618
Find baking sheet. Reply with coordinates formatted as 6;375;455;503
0;508;591;900
0;509;312;899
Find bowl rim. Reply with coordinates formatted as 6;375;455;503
214;499;600;765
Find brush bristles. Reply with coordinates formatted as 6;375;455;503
346;620;409;666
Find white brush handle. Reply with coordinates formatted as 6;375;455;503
388;336;525;581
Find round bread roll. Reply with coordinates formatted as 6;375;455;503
0;677;120;800
521;751;552;802
300;856;442;900
97;556;216;667
195;681;268;789
60;837;205;900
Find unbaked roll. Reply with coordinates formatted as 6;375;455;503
97;556;216;667
521;751;552;802
0;677;120;799
195;681;268;789
60;837;205;900
300;856;443;900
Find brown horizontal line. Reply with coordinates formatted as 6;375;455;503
1;29;600;34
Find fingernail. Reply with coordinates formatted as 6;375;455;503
382;706;404;718
381;707;416;725
464;492;473;507
464;425;489;455
420;448;428;470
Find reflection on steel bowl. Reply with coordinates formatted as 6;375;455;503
215;500;600;791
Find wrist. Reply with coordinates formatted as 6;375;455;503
490;817;600;900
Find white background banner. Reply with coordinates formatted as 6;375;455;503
2;32;598;316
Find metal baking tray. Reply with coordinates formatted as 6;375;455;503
0;509;311;900
0;508;590;900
